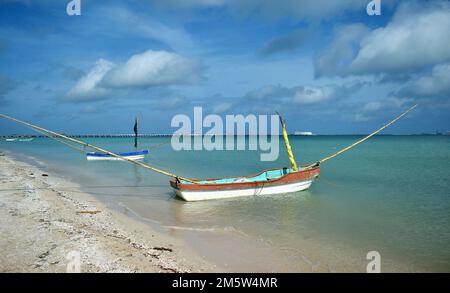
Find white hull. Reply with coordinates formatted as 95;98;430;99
174;180;313;201
86;154;145;161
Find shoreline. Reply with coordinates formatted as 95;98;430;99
0;152;219;272
1;148;440;273
1;149;321;273
1;149;338;273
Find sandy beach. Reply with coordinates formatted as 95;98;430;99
0;152;218;273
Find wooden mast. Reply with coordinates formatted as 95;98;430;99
277;112;298;171
133;117;138;149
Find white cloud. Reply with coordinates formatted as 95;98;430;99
102;50;201;88
314;24;368;77
245;84;289;100
239;81;366;110
355;96;414;121
402;63;450;98
66;59;115;100
353;113;369;122
351;2;450;74
66;50;202;101
290;85;337;105
362;101;382;112
211;102;233;113
316;1;450;76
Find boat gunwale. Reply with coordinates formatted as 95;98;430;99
86;149;149;157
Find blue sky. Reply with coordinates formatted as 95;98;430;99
0;0;449;135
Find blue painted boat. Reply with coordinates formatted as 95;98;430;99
86;150;149;161
86;117;149;161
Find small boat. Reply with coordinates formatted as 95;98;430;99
86;150;149;161
5;138;16;141
85;117;149;161
170;165;320;201
19;138;34;141
171;112;320;201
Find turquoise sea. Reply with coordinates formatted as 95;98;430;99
1;135;449;272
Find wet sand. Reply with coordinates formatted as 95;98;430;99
0;153;218;273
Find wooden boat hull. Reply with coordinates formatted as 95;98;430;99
86;150;149;161
170;165;320;201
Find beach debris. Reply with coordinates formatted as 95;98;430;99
38;245;56;259
130;242;146;250
152;246;173;252
158;264;179;273
144;252;160;259
9;208;20;217
107;233;127;240
77;210;101;214
38;250;50;259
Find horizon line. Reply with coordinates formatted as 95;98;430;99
1;133;449;138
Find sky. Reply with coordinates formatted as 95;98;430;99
0;0;449;135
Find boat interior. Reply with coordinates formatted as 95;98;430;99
181;167;304;185
87;150;149;157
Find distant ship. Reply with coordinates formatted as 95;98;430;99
293;131;314;136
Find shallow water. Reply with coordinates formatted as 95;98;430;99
1;135;449;272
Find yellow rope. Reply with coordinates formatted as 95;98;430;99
33;127;88;153
147;141;171;151
0;114;197;183
306;104;417;169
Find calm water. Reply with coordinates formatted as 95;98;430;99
1;136;449;272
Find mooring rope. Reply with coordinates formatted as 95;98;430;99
32;127;89;153
0;114;197;183
146;141;171;151
305;104;417;169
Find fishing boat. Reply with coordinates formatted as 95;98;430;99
170;112;321;201
0;104;417;202
85;117;148;161
86;149;149;161
170;165;320;201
